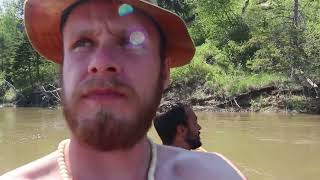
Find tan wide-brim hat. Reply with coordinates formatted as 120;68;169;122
24;0;195;68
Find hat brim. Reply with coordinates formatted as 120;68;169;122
24;0;195;68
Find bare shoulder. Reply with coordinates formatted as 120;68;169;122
156;145;247;180
1;152;59;180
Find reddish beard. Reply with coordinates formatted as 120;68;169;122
62;75;163;151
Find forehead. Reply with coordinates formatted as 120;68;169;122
184;106;196;120
63;0;159;37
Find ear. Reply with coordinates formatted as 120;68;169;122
176;124;187;137
162;57;171;90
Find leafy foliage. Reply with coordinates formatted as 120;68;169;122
0;0;57;105
1;0;320;107
160;0;320;99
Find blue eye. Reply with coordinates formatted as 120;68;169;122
73;38;93;51
74;39;92;48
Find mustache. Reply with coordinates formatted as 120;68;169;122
73;77;135;99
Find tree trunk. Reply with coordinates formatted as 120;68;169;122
35;53;41;82
242;0;250;15
293;0;299;27
28;57;34;89
291;0;300;72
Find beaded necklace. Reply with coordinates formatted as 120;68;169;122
57;139;157;180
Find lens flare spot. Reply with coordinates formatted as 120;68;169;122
129;31;146;45
118;4;134;17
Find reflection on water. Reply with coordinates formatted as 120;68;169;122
0;108;320;180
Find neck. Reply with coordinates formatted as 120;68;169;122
64;136;151;180
172;138;191;150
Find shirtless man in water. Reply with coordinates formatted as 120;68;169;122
154;102;205;151
1;0;246;179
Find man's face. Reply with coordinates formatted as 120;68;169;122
61;0;168;151
184;106;202;149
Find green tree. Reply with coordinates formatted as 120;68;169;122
0;0;57;105
246;0;320;83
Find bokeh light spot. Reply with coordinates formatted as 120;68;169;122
118;4;134;17
129;31;146;45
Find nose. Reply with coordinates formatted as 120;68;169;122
88;47;121;75
197;123;202;131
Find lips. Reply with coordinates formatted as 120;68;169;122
81;88;126;101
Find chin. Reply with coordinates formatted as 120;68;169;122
63;102;153;151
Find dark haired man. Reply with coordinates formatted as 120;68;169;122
154;103;203;150
2;0;246;179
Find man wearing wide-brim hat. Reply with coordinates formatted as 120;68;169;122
2;0;246;179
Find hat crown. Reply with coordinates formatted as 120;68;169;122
147;0;158;5
119;0;158;5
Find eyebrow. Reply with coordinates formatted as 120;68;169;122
74;29;96;37
66;28;99;43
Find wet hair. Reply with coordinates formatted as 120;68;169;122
153;102;188;145
59;0;167;63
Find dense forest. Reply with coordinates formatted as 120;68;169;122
0;0;320;113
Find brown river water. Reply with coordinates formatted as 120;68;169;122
0;108;320;180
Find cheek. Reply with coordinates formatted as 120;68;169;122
126;57;161;96
62;58;86;100
189;125;196;133
62;66;74;101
